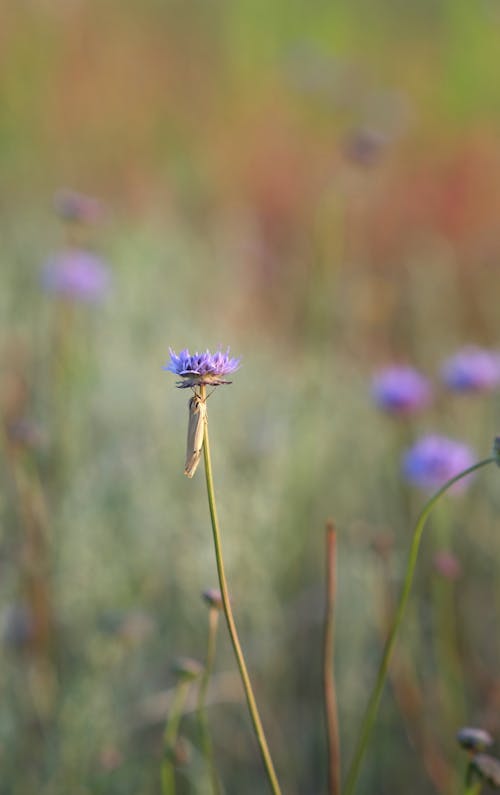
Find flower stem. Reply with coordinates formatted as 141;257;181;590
197;606;222;795
323;520;341;795
161;679;191;795
343;457;495;795
200;386;283;795
464;778;482;795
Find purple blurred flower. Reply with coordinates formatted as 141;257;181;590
371;366;431;415
440;346;500;393
402;435;476;494
53;188;104;224
41;249;110;303
165;348;240;388
343;128;389;168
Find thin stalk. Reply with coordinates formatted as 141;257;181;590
464;780;482;795
374;544;455;795
323;520;341;795
343;457;495;795
200;386;283;795
197;607;222;795
161;679;191;795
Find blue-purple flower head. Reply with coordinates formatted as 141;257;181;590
440;346;500;393
371;366;431;415
41;249;110;303
166;347;240;388
402;435;476;494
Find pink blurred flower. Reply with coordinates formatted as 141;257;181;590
433;551;462;580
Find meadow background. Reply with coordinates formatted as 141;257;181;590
1;1;500;793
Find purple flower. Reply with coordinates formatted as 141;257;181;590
53;188;104;224
402;435;476;494
343;128;389;168
165;348;240;388
41;249;110;303
440;346;500;393
371;366;431;415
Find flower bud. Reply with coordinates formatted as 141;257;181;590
202;588;223;610
457;727;493;753
170;657;204;682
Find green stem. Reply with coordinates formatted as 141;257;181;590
200;386;283;795
464;779;482;795
343;457;495;795
197;607;222;795
161;679;191;795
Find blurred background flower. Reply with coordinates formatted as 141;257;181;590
440;346;500;393
41;249;110;303
53;189;105;226
371;366;431;416
402;435;476;493
432;550;462;581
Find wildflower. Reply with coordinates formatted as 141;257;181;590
165;347;240;389
457;727;493;754
402;435;476;494
440;346;500;393
371;366;431;415
41;249;110;303
53;188;104;224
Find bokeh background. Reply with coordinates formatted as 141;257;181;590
1;2;500;793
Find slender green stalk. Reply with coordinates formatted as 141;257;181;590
343;457;495;795
200;386;283;795
323;520;341;795
197;606;222;795
161;680;191;795
464;779;482;795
